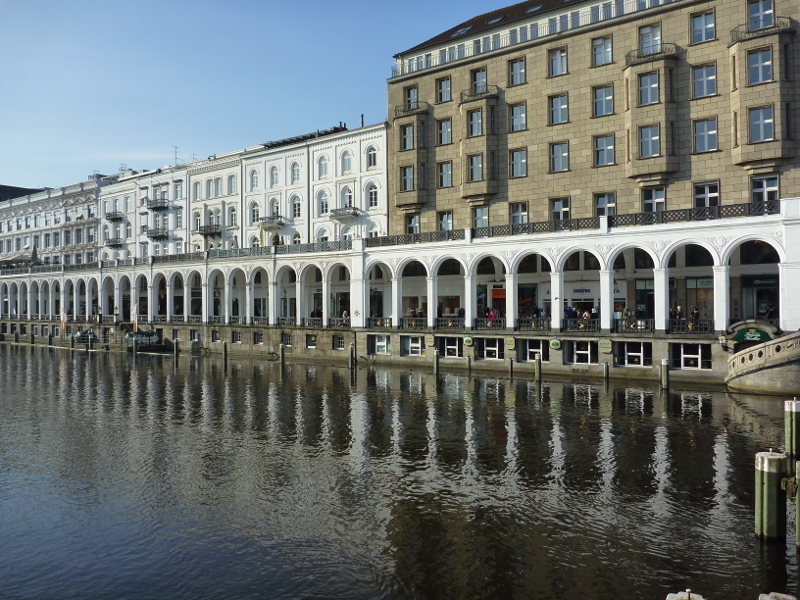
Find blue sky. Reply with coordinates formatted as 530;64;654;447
0;0;502;189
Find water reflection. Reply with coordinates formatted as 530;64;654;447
0;344;795;600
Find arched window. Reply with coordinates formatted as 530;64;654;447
154;214;161;228
113;198;120;211
290;162;300;184
228;206;237;226
366;224;378;238
341;186;353;208
249;170;259;191
251;236;260;248
193;182;201;200
317;228;329;243
250;203;260;224
292;233;301;244
341;151;352;174
214;177;222;196
214;209;221;225
341;227;351;241
103;225;109;241
206;180;214;198
318;155;328;178
270;198;279;217
367;183;378;208
270;166;279;187
367;146;377;168
292;196;301;218
103;201;109;215
318;190;329;215
228;174;237;194
123;222;130;238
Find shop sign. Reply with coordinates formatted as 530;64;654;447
425;334;435;346
463;336;474;347
598;338;613;354
491;288;506;299
573;288;592;294
504;337;516;350
732;328;771;342
549;338;562;350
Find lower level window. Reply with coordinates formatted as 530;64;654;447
333;334;345;350
522;339;550;362
476;337;504;360
670;343;711;369
253;331;263;345
368;334;391;355
232;331;241;343
436;336;463;357
565;340;598;364
281;332;292;347
614;341;652;366
212;330;220;342
190;329;199;341
306;334;317;348
401;335;424;356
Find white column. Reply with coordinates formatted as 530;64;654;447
712;265;730;332
245;277;252;323
268;280;279;326
778;263;800;332
653;267;668;332
464;273;475;330
27;284;34;319
60;286;67;321
183;280;191;321
165;281;173;322
202;281;210;323
391;277;401;327
505;272;517;331
72;284;79;320
224;277;231;323
426;276;437;329
550;271;564;330
114;281;122;322
350;275;366;328
147;284;155;324
321;276;330;326
599;269;614;331
294;278;303;326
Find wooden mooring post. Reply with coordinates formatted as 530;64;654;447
755;450;788;539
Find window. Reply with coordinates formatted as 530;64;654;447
551;197;569;220
250;203;260;224
476;338;504;360
548;48;567;76
318;191;329;215
692;64;717;97
615;342;653;366
471;68;487;94
341;151;352;174
565;341;599;365
749;0;774;31
549;94;568;124
367;184;378;208
510;202;528;225
401;336;424;356
594;135;614;166
292;196;301;218
174;181;183;199
227;174;237;194
752;175;778;202
468;155;483;181
270;198;279;216
400;124;414;150
639;25;661;55
643;186;665;212
437;119;452;145
253;331;263;345
694;182;719;207
281;332;292;347
406;214;420;234
694;118;717;152
318;155;329;178
305;334;317;349
639;125;660;158
510;149;527;177
437;336;463;358
639;72;659;105
593;85;613;116
748;48;772;84
332;334;345;350
270;166;279;187
437;162;452;188
401;166;414;191
592;37;612;66
509;58;526;85
229;206;237;226
468;109;482;136
339;187;352;208
290;162;300;183
369;335;391;355
691;12;715;44
509;103;526;131
367;146;377;168
750;106;774;142
404;86;418;109
194;181;201;200
550;142;569;172
436;77;451;102
473;206;488;228
595;193;616;216
206;180;214;198
670;343;712;369
438;211;453;231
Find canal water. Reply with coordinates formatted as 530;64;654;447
0;345;796;600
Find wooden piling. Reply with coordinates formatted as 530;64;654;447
785;399;800;460
755;450;787;539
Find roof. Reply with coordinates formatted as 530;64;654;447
395;0;573;57
0;184;45;202
259;125;349;151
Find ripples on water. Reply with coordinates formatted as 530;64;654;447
0;345;795;600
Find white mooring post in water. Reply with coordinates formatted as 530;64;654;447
666;589;705;600
755;449;788;539
785;399;800;461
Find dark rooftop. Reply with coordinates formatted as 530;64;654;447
395;0;577;57
0;184;46;202
258;125;349;152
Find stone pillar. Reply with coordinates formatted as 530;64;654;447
114;281;122;322
391;277;401;327
464;273;475;330
294;278;303;326
147;284;155;324
165;281;173;323
183;280;191;322
505;272;517;331
778;262;800;332
426;276;437;329
653;267;669;332
712;265;730;333
268;280;279;326
224;276;231;324
321;276;330;325
550;271;563;330
202;281;210;323
72;283;79;321
245;277;252;322
27;284;34;319
599;269;614;332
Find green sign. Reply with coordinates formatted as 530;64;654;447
505;337;516;350
598;338;613;354
732;328;771;342
463;336;474;347
549;338;562;351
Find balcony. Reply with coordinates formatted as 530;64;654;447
562;318;601;333
394;101;429;119
436;317;464;330
328;317;350;329
614;318;655;333
625;43;680;67
146;228;170;240
731;16;794;43
260;215;286;231
147;197;170;211
460;84;499;104
668;319;714;334
475;317;506;330
400;317;426;330
199;224;222;236
329;207;359;221
104;238;124;248
516;318;551;332
105;211;124;221
301;317;323;328
367;317;392;328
